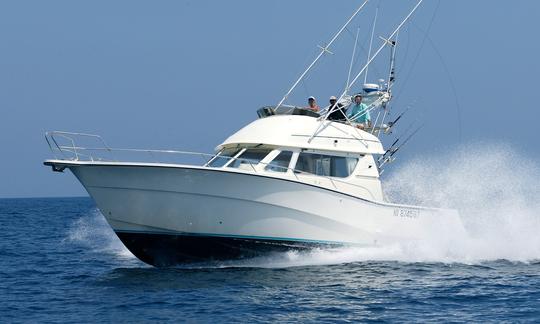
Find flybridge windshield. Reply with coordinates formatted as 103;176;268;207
257;106;320;119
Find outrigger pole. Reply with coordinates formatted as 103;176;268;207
275;0;369;109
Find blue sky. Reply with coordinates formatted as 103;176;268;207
1;0;539;198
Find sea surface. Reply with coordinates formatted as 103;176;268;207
2;197;540;323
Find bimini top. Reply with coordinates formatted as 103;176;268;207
217;115;385;155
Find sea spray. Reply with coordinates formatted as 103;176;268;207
383;142;540;262
65;208;135;260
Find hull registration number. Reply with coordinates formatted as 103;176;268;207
393;208;420;219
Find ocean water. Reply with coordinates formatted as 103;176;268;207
2;145;540;322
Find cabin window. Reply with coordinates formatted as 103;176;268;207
229;148;272;170
294;152;358;178
207;149;241;167
265;151;293;173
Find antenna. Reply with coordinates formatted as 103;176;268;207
346;27;361;92
380;33;398;90
275;0;369;109
364;5;379;84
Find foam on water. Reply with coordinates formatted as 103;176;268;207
65;209;136;260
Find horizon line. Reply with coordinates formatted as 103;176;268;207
0;195;89;200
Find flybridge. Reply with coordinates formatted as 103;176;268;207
256;0;425;170
257;82;393;138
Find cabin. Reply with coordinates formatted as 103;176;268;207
206;114;385;202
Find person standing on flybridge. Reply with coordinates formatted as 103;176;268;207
348;94;371;129
327;96;347;121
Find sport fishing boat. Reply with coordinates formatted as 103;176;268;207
44;0;465;267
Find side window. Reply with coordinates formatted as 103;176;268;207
207;149;240;167
229;149;272;169
331;155;359;177
295;153;358;178
265;151;293;173
296;153;330;176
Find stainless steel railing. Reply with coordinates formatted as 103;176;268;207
45;131;217;164
45;131;114;161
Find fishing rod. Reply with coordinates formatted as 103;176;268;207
385;103;413;133
378;119;421;162
378;123;424;170
380;120;421;160
390;124;423;156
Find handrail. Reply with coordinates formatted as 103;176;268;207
45;131;376;200
45;131;115;161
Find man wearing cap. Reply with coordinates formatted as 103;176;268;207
306;96;320;112
327;96;347;121
347;94;371;129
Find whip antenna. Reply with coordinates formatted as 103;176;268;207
364;5;379;84
346;27;361;91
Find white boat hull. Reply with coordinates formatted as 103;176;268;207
46;161;464;266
